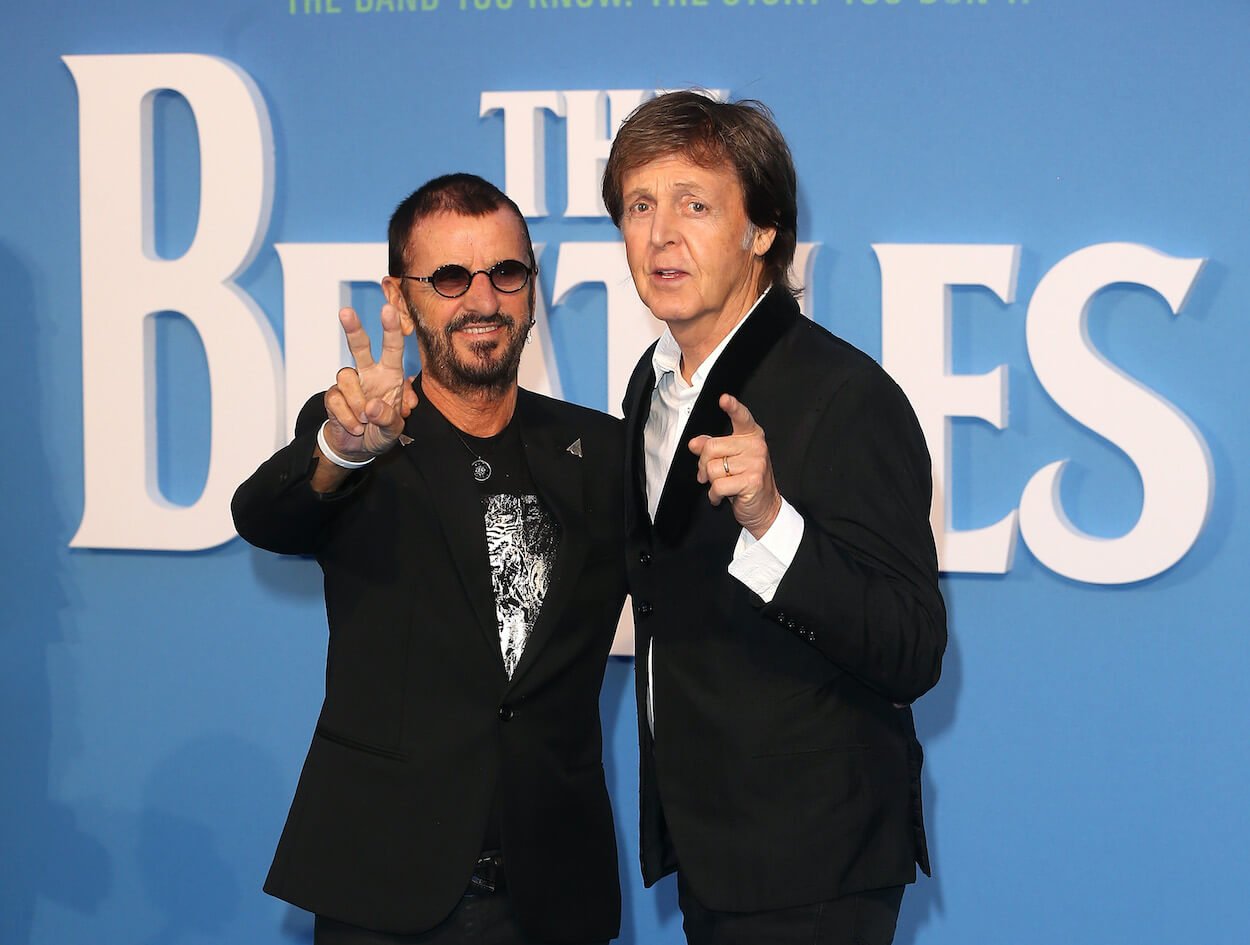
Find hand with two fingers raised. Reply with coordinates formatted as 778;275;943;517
688;393;783;540
322;304;417;460
313;304;417;492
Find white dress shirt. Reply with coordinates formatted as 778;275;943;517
643;292;805;730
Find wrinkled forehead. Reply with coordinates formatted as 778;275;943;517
405;208;530;269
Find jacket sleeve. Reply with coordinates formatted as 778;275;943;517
761;365;947;705
231;392;371;556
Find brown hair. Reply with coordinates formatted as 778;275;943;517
602;91;799;297
387;173;534;277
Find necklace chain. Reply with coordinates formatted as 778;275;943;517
452;429;493;482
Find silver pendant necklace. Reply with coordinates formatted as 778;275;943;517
453;430;492;482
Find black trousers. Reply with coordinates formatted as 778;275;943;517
313;894;587;945
677;874;905;945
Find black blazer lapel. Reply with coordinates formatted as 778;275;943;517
621;341;659;539
505;391;587;690
399;385;502;669
652;289;798;544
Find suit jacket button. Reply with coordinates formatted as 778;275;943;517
498;705;514;722
637;601;653;617
638;551;652;566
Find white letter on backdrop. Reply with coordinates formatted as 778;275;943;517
1019;243;1210;584
550;242;658;417
274;243;386;433
875;244;1020;574
789;243;820;322
563;90;650;217
518;243;564;399
65;54;280;551
480;91;565;217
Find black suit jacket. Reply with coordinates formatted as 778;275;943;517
232;382;626;943
622;289;946;912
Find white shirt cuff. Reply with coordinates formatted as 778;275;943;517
728;499;804;603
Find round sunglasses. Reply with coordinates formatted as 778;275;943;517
400;259;535;299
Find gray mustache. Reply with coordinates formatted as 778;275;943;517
447;313;513;333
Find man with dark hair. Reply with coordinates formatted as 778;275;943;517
234;173;624;945
604;92;947;944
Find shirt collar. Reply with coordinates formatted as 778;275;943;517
650;289;771;390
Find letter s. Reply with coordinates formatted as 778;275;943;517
1020;243;1211;584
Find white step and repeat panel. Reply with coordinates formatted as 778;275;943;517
3;2;1246;943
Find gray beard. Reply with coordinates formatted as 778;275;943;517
406;293;531;397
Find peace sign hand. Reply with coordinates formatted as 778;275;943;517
322;304;417;461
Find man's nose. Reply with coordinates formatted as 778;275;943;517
649;206;679;248
462;268;502;307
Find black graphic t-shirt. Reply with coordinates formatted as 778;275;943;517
461;423;560;680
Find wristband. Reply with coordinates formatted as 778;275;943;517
317;421;375;469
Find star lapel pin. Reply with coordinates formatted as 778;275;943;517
566;438;583;458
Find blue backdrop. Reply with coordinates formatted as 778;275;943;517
3;2;1248;943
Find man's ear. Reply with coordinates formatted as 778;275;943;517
382;276;416;336
752;226;777;259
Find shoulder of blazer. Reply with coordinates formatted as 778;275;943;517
514;387;626;493
765;304;915;411
517;386;621;430
517;386;622;443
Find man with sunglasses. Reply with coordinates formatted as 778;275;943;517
233;174;625;945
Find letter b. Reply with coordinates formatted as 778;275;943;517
64;54;282;551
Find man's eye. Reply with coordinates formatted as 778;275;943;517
631;201;651;214
689;201;706;212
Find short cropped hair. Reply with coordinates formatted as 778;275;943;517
602;91;799;297
387;173;534;277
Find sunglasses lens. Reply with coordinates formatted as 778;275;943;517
431;265;473;297
490;260;531;293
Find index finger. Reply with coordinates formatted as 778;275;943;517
377;303;406;371
720;393;759;435
339;307;376;370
